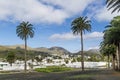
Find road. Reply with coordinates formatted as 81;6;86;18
0;69;120;80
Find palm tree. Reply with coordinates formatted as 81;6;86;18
106;0;120;13
71;16;91;71
101;16;120;70
16;21;34;72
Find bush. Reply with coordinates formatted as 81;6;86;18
35;66;73;73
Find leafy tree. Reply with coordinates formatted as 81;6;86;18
47;59;52;63
88;55;100;62
16;21;34;72
106;0;120;13
71;58;76;63
6;51;16;66
35;56;43;65
76;57;81;62
65;59;69;64
71;16;91;71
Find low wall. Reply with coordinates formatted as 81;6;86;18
0;62;109;71
66;62;109;68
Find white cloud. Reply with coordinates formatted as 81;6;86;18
84;32;104;39
49;33;77;41
85;0;120;22
1;0;119;24
41;0;95;14
94;6;120;21
50;32;104;41
0;0;68;24
0;0;95;24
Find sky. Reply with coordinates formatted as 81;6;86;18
0;0;120;53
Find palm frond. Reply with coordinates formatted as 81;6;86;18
71;16;91;35
16;21;34;40
106;0;120;13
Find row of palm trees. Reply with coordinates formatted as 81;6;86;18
16;16;91;72
100;16;120;70
100;0;120;70
16;17;91;72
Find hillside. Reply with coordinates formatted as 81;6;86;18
74;49;101;56
34;46;70;55
0;45;71;56
5;44;33;50
0;45;10;50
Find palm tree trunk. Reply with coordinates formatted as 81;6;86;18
80;31;84;71
108;54;110;69
118;42;120;70
24;37;27;72
116;46;119;70
112;54;116;70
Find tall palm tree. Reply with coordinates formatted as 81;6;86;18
106;0;120;13
16;21;34;72
71;16;91;71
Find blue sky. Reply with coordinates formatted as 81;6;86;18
0;0;120;52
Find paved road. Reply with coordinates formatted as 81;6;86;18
95;70;120;80
0;70;120;80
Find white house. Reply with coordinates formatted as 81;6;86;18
0;62;9;70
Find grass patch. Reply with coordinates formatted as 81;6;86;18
35;66;73;73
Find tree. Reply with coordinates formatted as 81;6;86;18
106;0;120;13
71;16;91;71
6;51;16;66
65;59;69;64
16;21;34;72
47;59;52;63
35;56;43;65
71;58;76;63
101;16;120;70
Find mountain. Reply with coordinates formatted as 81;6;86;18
34;47;49;52
0;45;70;55
87;49;100;54
34;46;71;55
74;49;100;56
49;47;70;55
85;49;100;56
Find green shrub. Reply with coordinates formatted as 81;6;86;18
35;66;73;73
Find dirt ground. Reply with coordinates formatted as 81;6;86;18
0;69;120;80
